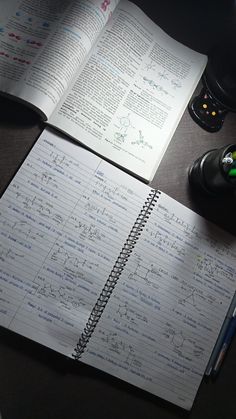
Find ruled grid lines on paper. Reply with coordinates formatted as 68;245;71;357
81;191;236;409
0;130;151;356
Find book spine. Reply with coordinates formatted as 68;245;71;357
73;189;161;359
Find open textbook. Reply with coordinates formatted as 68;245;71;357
0;0;207;181
0;128;235;410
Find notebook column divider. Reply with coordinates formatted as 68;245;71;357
73;189;161;359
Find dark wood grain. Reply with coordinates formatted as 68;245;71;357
1;2;236;419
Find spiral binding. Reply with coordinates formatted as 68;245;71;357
73;189;161;359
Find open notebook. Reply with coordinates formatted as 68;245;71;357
0;128;235;410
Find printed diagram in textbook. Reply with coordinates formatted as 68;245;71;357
113;113;153;149
141;59;182;92
142;76;173;97
131;130;152;150
113;112;133;144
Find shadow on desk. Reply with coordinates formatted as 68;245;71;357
0;327;188;419
187;185;236;238
0;95;40;127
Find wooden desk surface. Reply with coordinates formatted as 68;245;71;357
1;2;236;419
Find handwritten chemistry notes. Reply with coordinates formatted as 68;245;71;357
0;128;150;356
0;128;236;410
82;193;236;409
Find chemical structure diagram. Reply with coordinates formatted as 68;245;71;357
116;302;148;325
176;279;216;316
143;59;157;72
50;245;99;273
143;61;169;81
114;113;134;145
114;113;152;150
141;61;182;92
36;283;86;310
131;130;152;150
157;69;169;81
128;261;160;290
178;287;202;308
171;78;182;89
142;76;171;96
162;322;205;359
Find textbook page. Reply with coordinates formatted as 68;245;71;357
81;192;236;409
0;0;119;118
49;0;207;181
0;128;151;357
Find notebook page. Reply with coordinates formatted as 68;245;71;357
0;128;151;357
81;191;236;409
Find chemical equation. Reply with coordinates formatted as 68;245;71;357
159;206;235;258
99;330;142;369
196;255;235;282
14;191;64;224
93;180;129;202
48;151;80;171
141;62;182;91
143;77;173;97
0;218;45;241
0;245;24;263
33;171;58;189
162;322;205;360
145;227;186;257
69;218;104;242
83;201;116;224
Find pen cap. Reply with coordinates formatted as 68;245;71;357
188;144;236;196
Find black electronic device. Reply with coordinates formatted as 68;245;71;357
188;39;236;132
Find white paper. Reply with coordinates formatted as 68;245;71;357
81;192;236;409
0;128;150;356
49;0;207;180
